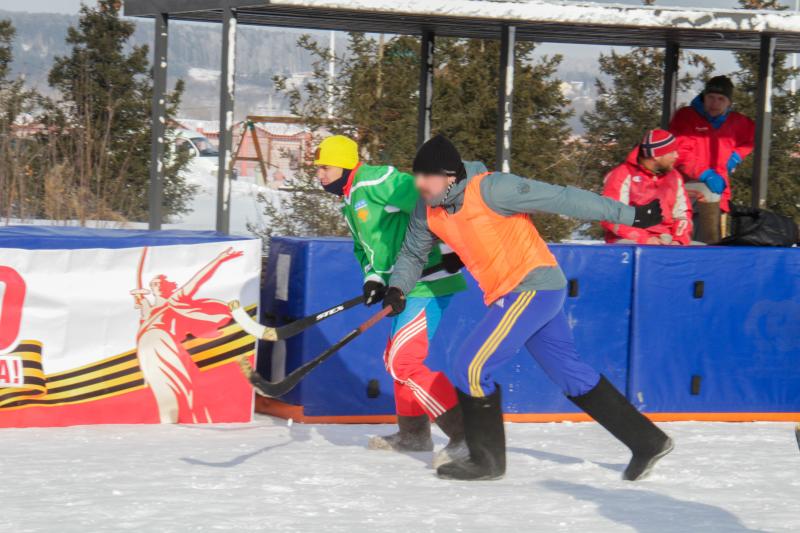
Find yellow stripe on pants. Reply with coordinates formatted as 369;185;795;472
468;291;537;397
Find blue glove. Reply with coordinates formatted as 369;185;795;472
726;152;742;175
699;169;727;194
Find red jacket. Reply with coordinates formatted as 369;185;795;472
669;98;755;211
602;147;693;245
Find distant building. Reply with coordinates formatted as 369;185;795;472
175;118;317;187
10;113;47;138
232;121;315;187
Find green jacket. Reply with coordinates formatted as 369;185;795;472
341;163;466;298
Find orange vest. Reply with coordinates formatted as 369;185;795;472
426;173;558;305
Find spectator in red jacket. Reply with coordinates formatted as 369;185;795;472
602;129;692;245
669;75;755;243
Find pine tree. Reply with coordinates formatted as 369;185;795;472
44;0;192;223
0;19;43;220
581;47;714;191
0;20;11;81
580;0;799;226
578;40;713;238
273;32;422;166
260;32;579;242
252;33;434;242
725;0;800;223
433;39;578;238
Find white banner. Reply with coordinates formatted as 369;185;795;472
0;236;261;427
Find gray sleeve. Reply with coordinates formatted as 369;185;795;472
388;199;435;295
481;172;635;226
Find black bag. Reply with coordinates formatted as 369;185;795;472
718;205;799;247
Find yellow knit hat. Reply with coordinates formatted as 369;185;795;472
314;135;359;170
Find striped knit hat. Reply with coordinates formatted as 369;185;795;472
640;129;676;159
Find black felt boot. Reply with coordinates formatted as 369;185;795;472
368;415;433;452
570;376;674;481
436;387;505;480
432;404;468;468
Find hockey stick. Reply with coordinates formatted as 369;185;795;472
795;424;800;452
229;295;365;342
237;306;393;397
229;263;448;341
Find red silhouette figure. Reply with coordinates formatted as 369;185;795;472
131;247;242;423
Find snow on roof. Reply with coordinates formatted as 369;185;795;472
126;0;800;51
254;122;308;137
127;0;800;34
176;119;220;135
262;0;800;34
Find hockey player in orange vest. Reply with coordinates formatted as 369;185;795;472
386;135;674;481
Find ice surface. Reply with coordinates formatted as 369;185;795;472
2;416;798;532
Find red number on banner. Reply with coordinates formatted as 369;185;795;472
0;266;26;351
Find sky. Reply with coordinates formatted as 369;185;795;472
0;0;750;15
0;0;84;13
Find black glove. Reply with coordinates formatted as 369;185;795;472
382;287;406;317
363;280;386;306
440;252;464;274
632;200;663;228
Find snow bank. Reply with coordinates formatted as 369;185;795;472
188;67;221;83
3;171;278;237
2;417;798;532
173;167;280;236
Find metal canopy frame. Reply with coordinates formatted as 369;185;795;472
126;0;800;231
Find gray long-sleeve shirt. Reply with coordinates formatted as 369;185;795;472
389;163;635;297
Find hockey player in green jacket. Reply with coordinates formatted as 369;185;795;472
314;135;467;466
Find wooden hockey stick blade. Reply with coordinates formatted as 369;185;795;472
228;301;278;341
237;306;392;398
229;296;365;342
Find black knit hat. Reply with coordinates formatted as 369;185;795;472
704;75;734;101
413;134;467;182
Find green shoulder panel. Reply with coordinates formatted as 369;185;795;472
343;164;465;297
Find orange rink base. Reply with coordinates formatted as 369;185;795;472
254;397;800;424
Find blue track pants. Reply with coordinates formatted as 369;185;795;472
453;288;600;398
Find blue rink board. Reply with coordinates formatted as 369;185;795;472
0;225;252;249
260;237;634;417
629;246;800;413
261;237;800;417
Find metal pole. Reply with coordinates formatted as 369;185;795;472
496;25;516;173
792;0;799;96
216;7;237;234
752;34;776;210
661;41;679;130
148;13;169;230
327;31;335;118
417;29;435;148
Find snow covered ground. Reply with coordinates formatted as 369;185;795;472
2;417;798;532
170;170;277;236
0;175;282;236
2;168;279;236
